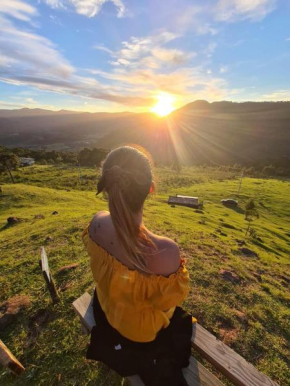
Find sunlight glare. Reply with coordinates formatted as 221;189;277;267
151;93;176;116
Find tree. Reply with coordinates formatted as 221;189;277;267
78;148;108;167
244;199;259;238
0;153;19;183
262;165;276;176
171;159;182;174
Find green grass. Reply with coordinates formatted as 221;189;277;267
0;166;289;385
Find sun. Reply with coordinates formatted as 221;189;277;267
151;93;176;117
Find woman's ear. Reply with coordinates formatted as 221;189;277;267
149;181;155;194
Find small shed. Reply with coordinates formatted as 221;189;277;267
19;157;35;166
168;195;199;209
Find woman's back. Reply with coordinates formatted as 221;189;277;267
83;146;192;384
89;210;181;276
83;220;189;342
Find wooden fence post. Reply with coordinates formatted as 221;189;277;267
39;247;60;304
0;340;25;375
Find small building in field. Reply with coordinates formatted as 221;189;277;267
19;157;35;166
168;195;199;209
221;199;238;208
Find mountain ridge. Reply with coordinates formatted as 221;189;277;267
2;100;290;117
1;100;290;165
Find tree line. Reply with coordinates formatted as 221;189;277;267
0;146;108;165
0;146;109;183
1;145;289;183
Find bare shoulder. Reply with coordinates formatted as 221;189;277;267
90;211;110;225
89;211;112;241
147;235;181;277
93;210;110;220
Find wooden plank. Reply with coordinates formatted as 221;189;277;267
40;247;50;282
183;357;223;386
191;323;278;386
39;247;60;304
0;340;25;375
177;195;199;200
72;292;95;334
128;375;145;386
73;293;224;386
128;357;223;386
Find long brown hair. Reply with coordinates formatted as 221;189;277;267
97;146;154;273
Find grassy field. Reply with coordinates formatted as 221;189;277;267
0;165;289;385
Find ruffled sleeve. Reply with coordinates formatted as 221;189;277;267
82;224;112;284
146;263;190;311
82;224;90;250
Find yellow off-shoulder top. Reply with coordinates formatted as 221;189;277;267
82;225;190;342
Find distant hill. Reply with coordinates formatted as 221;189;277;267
179;100;290;113
0;108;80;118
1;101;290;165
97;101;290;165
0;108;137;150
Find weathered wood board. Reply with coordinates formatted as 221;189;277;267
0;340;25;375
72;292;95;334
40;246;50;282
177;195;199;200
39;247;60;304
191;323;278;386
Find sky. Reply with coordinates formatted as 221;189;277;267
0;0;290;112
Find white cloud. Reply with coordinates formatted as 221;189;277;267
0;55;17;67
0;99;57;110
44;0;64;8
261;90;290;101
110;58;130;66
94;44;114;54
117;32;180;62
176;6;218;36
0;1;246;110
88;65;242;103
220;65;229;73
0;0;37;21
286;38;290;42
152;48;194;65
0;1;150;106
49;14;63;25
204;42;217;58
94;31;191;71
0;15;74;78
43;0;125;18
215;0;277;22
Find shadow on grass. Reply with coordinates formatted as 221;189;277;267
227;206;245;215
251;239;282;256
0;222;17;232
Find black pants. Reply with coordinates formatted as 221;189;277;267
86;290;192;386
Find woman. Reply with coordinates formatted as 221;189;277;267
83;146;192;386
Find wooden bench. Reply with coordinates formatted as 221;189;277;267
168;195;200;209
73;293;278;386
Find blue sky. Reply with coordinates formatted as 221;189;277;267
0;0;290;112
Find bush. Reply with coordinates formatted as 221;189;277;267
262;165;276;176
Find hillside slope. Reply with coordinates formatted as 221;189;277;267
0;170;289;385
98;101;290;165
